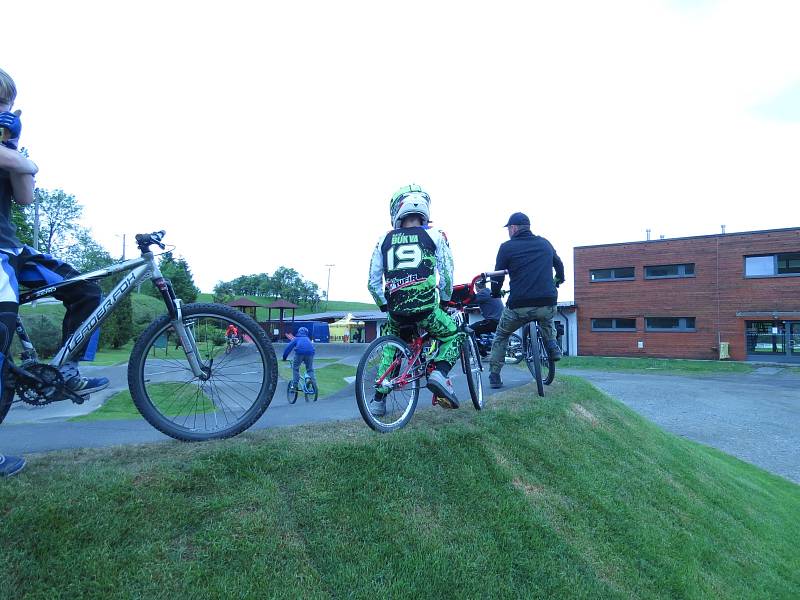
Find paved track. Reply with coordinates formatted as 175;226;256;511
561;367;800;484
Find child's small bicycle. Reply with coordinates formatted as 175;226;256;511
286;372;318;403
354;271;501;432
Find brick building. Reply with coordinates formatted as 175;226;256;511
574;227;800;363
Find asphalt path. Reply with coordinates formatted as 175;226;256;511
0;343;534;454
560;367;800;484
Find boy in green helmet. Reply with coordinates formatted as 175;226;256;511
367;184;463;416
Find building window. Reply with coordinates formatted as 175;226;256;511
590;267;635;282
644;263;695;279
591;318;637;331
645;317;696;331
745;252;800;277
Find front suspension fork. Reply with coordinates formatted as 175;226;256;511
170;299;207;379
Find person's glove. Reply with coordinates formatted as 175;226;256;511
378;304;388;312
0;111;21;149
553;276;564;288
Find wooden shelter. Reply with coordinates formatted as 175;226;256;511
258;299;300;341
265;299;299;322
227;298;265;321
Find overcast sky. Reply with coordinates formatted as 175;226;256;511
3;0;798;303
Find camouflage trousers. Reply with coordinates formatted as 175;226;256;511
489;305;556;374
380;307;464;377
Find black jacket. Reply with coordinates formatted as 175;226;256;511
491;229;564;308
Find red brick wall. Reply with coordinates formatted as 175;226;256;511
574;228;800;360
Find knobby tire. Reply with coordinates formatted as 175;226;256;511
128;303;278;441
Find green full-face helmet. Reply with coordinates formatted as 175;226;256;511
389;184;431;229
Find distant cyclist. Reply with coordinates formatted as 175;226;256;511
282;326;317;392
488;212;564;389
367;184;463;415
225;323;239;342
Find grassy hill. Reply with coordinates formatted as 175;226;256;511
1;377;797;597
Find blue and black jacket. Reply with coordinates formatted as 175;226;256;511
491;229;565;308
282;328;315;359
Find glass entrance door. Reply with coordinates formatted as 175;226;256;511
746;320;800;362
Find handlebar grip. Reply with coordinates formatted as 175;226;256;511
483;270;508;278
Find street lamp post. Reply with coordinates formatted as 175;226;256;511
325;264;335;311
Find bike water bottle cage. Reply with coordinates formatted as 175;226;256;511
135;230;167;253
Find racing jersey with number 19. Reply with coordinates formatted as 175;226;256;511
368;226;454;316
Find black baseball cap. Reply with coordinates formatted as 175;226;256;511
504;212;530;227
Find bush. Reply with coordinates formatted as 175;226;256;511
131;293;167;337
19;313;62;359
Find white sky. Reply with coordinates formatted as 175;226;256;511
3;0;799;303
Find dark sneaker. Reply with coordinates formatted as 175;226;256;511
66;376;110;396
546;341;562;362
369;397;386;417
0;454;26;477
426;370;459;409
489;372;503;389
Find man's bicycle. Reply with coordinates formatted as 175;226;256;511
522;321;555;397
286;372;318;404
354;272;497;433
0;230;278;441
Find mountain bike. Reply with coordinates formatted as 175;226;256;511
286;372;318;404
476;331;523;364
522;321;555;397
354;272;498;432
0;230;278;441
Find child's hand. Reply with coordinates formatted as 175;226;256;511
0;110;22;149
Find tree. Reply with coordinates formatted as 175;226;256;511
34;188;83;256
213;281;234;304
11;203;33;246
147;252;200;303
98;279;134;349
63;228;115;273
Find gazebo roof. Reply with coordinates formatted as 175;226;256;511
266;299;299;309
228;298;265;308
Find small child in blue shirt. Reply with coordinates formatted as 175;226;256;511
282;327;317;392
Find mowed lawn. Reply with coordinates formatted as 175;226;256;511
2;375;798;598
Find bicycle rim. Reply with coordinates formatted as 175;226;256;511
355;335;419;432
539;334;555;386
525;325;544;397
305;377;318;402
128;303;278;441
286;381;298;404
462;335;484;410
505;333;523;365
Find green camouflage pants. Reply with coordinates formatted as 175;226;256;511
489;305;556;374
380;307;463;378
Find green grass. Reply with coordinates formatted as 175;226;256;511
72;358;352;422
557;355;757;375
278;358;355;399
71;383;216;422
2;376;798;598
90;340;135;366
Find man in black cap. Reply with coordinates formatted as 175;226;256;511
487;212;565;388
